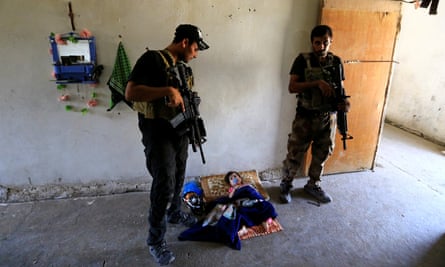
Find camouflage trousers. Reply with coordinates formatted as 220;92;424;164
282;111;337;186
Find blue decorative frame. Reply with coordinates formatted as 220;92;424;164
49;32;99;84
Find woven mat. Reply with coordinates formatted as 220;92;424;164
238;218;283;240
200;170;270;202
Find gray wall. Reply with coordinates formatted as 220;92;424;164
386;3;445;144
0;0;443;195
0;0;318;189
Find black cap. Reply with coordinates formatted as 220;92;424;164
175;24;209;50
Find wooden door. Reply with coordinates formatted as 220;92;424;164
304;0;401;175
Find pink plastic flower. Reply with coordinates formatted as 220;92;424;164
87;99;98;107
58;94;70;101
80;28;92;38
55;34;67;45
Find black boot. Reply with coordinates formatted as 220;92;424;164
279;182;292;203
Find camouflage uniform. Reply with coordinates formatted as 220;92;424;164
282;52;343;189
282;109;336;185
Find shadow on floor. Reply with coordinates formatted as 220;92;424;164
416;233;445;267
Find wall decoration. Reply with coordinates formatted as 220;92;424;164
49;31;102;84
48;30;103;114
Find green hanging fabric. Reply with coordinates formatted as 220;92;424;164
107;41;133;111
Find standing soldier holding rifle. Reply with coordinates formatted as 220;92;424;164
125;24;209;266
280;25;351;204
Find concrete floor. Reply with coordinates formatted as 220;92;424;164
1;124;444;267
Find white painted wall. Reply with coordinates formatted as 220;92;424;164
1;0;443;191
387;3;445;144
0;0;319;187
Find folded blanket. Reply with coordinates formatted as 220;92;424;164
178;185;278;250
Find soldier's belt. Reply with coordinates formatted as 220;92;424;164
297;107;333;117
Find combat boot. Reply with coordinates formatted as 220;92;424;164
304;182;332;203
279;182;292;203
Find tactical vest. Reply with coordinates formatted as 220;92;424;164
299;52;336;111
133;50;189;120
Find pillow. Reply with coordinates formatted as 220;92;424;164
200;170;270;202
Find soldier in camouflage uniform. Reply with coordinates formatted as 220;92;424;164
280;25;350;204
125;24;209;266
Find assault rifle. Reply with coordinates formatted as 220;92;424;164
323;63;353;150
168;62;207;164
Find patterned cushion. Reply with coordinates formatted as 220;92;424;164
200;170;270;202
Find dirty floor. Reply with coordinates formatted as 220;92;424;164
1;124;444;267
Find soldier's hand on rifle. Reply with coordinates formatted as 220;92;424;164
166;87;185;112
317;80;335;97
337;98;351;112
